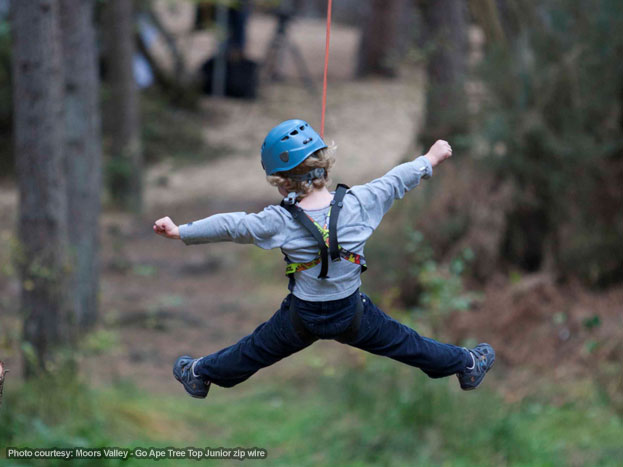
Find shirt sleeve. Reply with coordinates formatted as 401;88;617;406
348;155;432;229
178;205;288;250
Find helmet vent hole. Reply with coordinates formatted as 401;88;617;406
281;136;289;141
290;130;299;136
303;138;312;144
299;126;305;130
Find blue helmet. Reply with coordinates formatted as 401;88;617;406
261;119;327;175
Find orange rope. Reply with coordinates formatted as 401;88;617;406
320;0;332;138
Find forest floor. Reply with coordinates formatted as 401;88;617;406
1;9;622;436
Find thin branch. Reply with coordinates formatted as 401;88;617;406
142;6;187;82
0;360;6;408
135;30;199;107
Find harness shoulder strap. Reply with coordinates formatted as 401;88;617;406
329;184;349;262
281;201;330;279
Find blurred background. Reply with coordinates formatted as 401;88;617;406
0;0;622;465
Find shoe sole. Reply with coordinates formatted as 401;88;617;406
174;372;209;399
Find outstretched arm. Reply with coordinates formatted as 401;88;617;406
349;140;453;229
153;207;288;249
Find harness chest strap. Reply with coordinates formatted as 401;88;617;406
283;201;331;278
281;184;367;280
284;248;366;275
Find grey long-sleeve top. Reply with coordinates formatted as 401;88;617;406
179;156;433;301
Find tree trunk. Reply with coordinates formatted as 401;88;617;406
416;0;469;147
11;0;70;375
60;0;102;329
106;0;142;213
356;0;407;77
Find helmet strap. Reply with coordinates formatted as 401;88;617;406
288;168;327;183
282;168;326;206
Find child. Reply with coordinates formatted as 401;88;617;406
153;119;494;399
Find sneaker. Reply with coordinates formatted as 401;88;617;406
173;355;211;398
457;343;495;391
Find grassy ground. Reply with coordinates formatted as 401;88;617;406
2;358;623;467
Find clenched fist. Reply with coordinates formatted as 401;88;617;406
153;216;180;240
424;140;453;167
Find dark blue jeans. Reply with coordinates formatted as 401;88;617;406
194;291;471;387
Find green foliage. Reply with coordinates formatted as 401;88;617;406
406;228;476;314
2;359;623;466
104;156;134;207
79;329;121;356
131;264;158;277
337;362;559;466
475;0;623;286
582;314;601;330
0;375;121;466
366;224;476;331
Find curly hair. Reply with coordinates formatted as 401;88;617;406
266;143;336;199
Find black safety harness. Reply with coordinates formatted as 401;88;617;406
280;184;367;344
